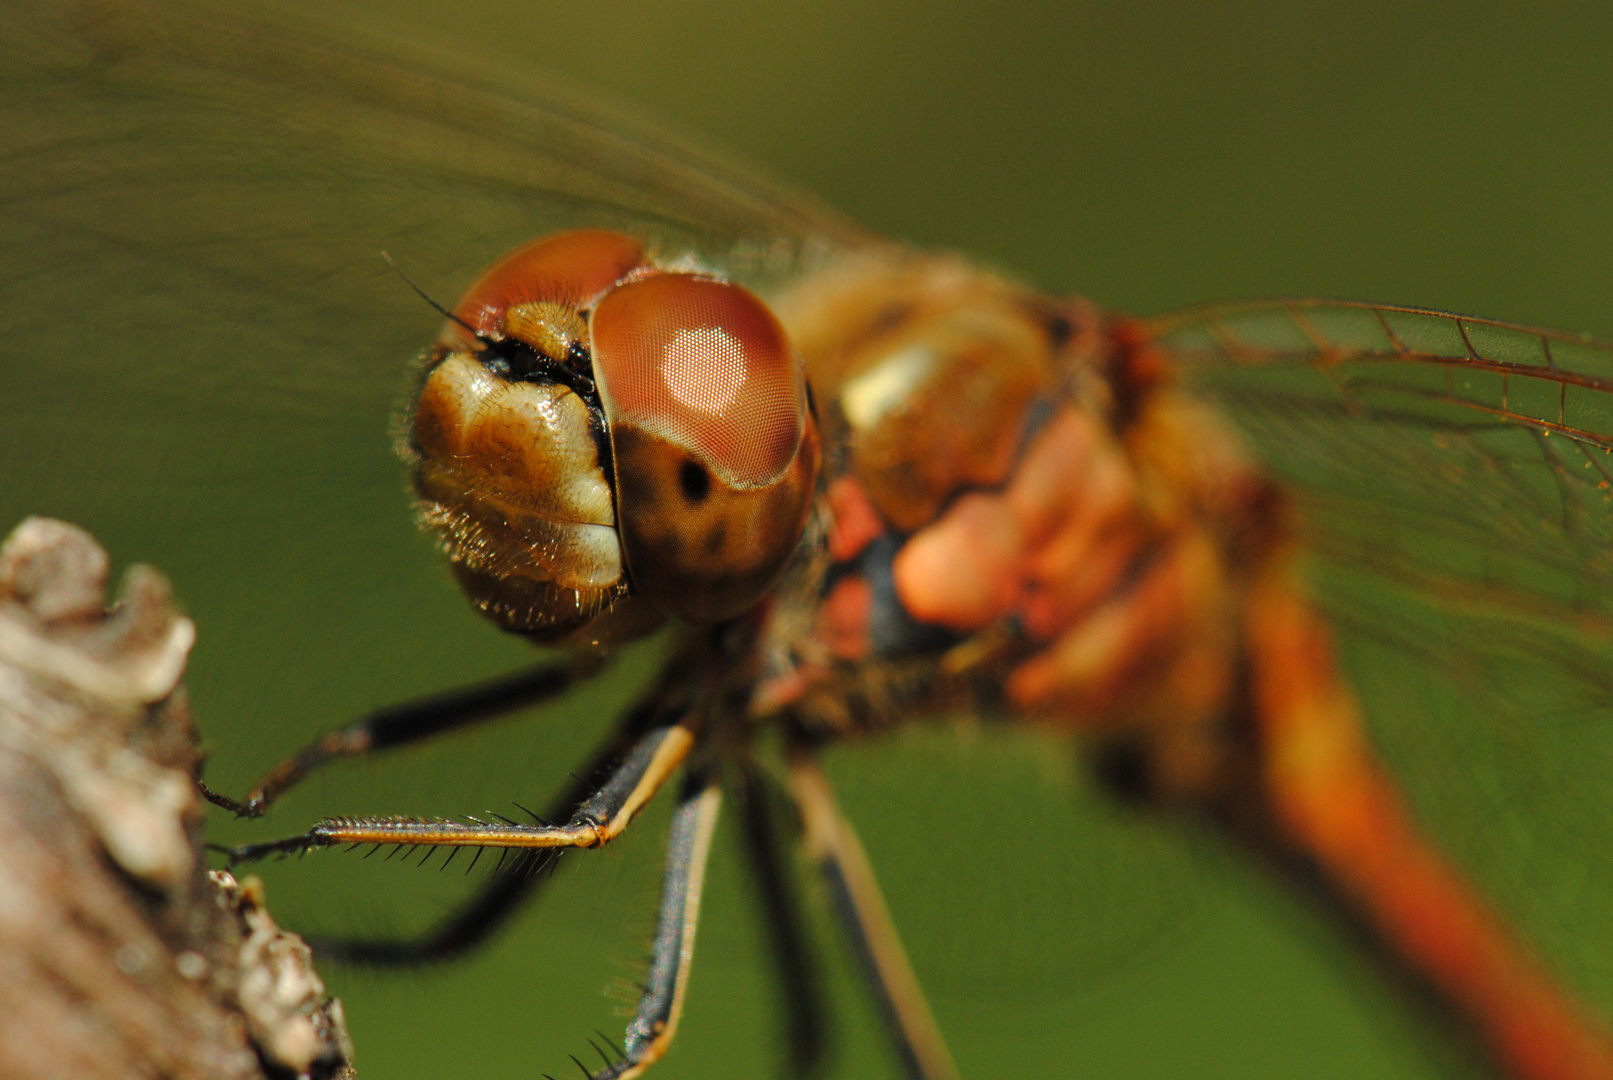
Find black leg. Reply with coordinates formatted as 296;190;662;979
734;760;828;1078
589;768;723;1080
225;719;694;863
201;655;602;817
788;751;959;1080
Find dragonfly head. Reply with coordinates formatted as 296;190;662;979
405;230;819;642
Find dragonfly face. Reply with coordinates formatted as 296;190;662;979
8;3;1613;1080
408;228;817;639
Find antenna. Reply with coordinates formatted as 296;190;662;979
381;251;482;340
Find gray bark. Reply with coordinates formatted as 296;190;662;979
0;517;355;1080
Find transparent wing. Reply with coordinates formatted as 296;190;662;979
7;0;868;283
1146;299;1613;1019
0;0;872;759
1;0;878;654
0;2;882;1076
1;0;874;528
5;0;864;1027
1150;300;1613;604
2;0;1566;1075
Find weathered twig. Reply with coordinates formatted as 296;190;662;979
0;517;355;1080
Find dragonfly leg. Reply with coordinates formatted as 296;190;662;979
588;769;722;1080
307;695;665;965
733;759;828;1078
787;751;960;1080
200;655;603;817
223;719;693;865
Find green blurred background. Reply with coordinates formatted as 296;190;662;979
5;1;1613;1078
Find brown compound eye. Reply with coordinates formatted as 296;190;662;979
591;273;819;622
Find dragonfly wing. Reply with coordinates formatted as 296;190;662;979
7;0;869;286
1145;299;1613;1019
0;0;875;593
0;4;875;1075
0;0;875;930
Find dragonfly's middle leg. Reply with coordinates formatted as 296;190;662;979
304;694;669;966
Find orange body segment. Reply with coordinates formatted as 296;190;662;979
1245;564;1613;1080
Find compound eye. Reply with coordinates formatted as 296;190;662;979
590;273;818;622
592;274;805;487
449;229;645;344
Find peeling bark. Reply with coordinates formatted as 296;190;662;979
0;517;355;1080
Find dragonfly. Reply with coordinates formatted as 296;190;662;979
6;2;1613;1080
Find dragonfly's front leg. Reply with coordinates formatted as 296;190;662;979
223;719;693;864
307;694;675;966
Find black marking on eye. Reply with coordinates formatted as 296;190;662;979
678;459;711;503
703;523;728;555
